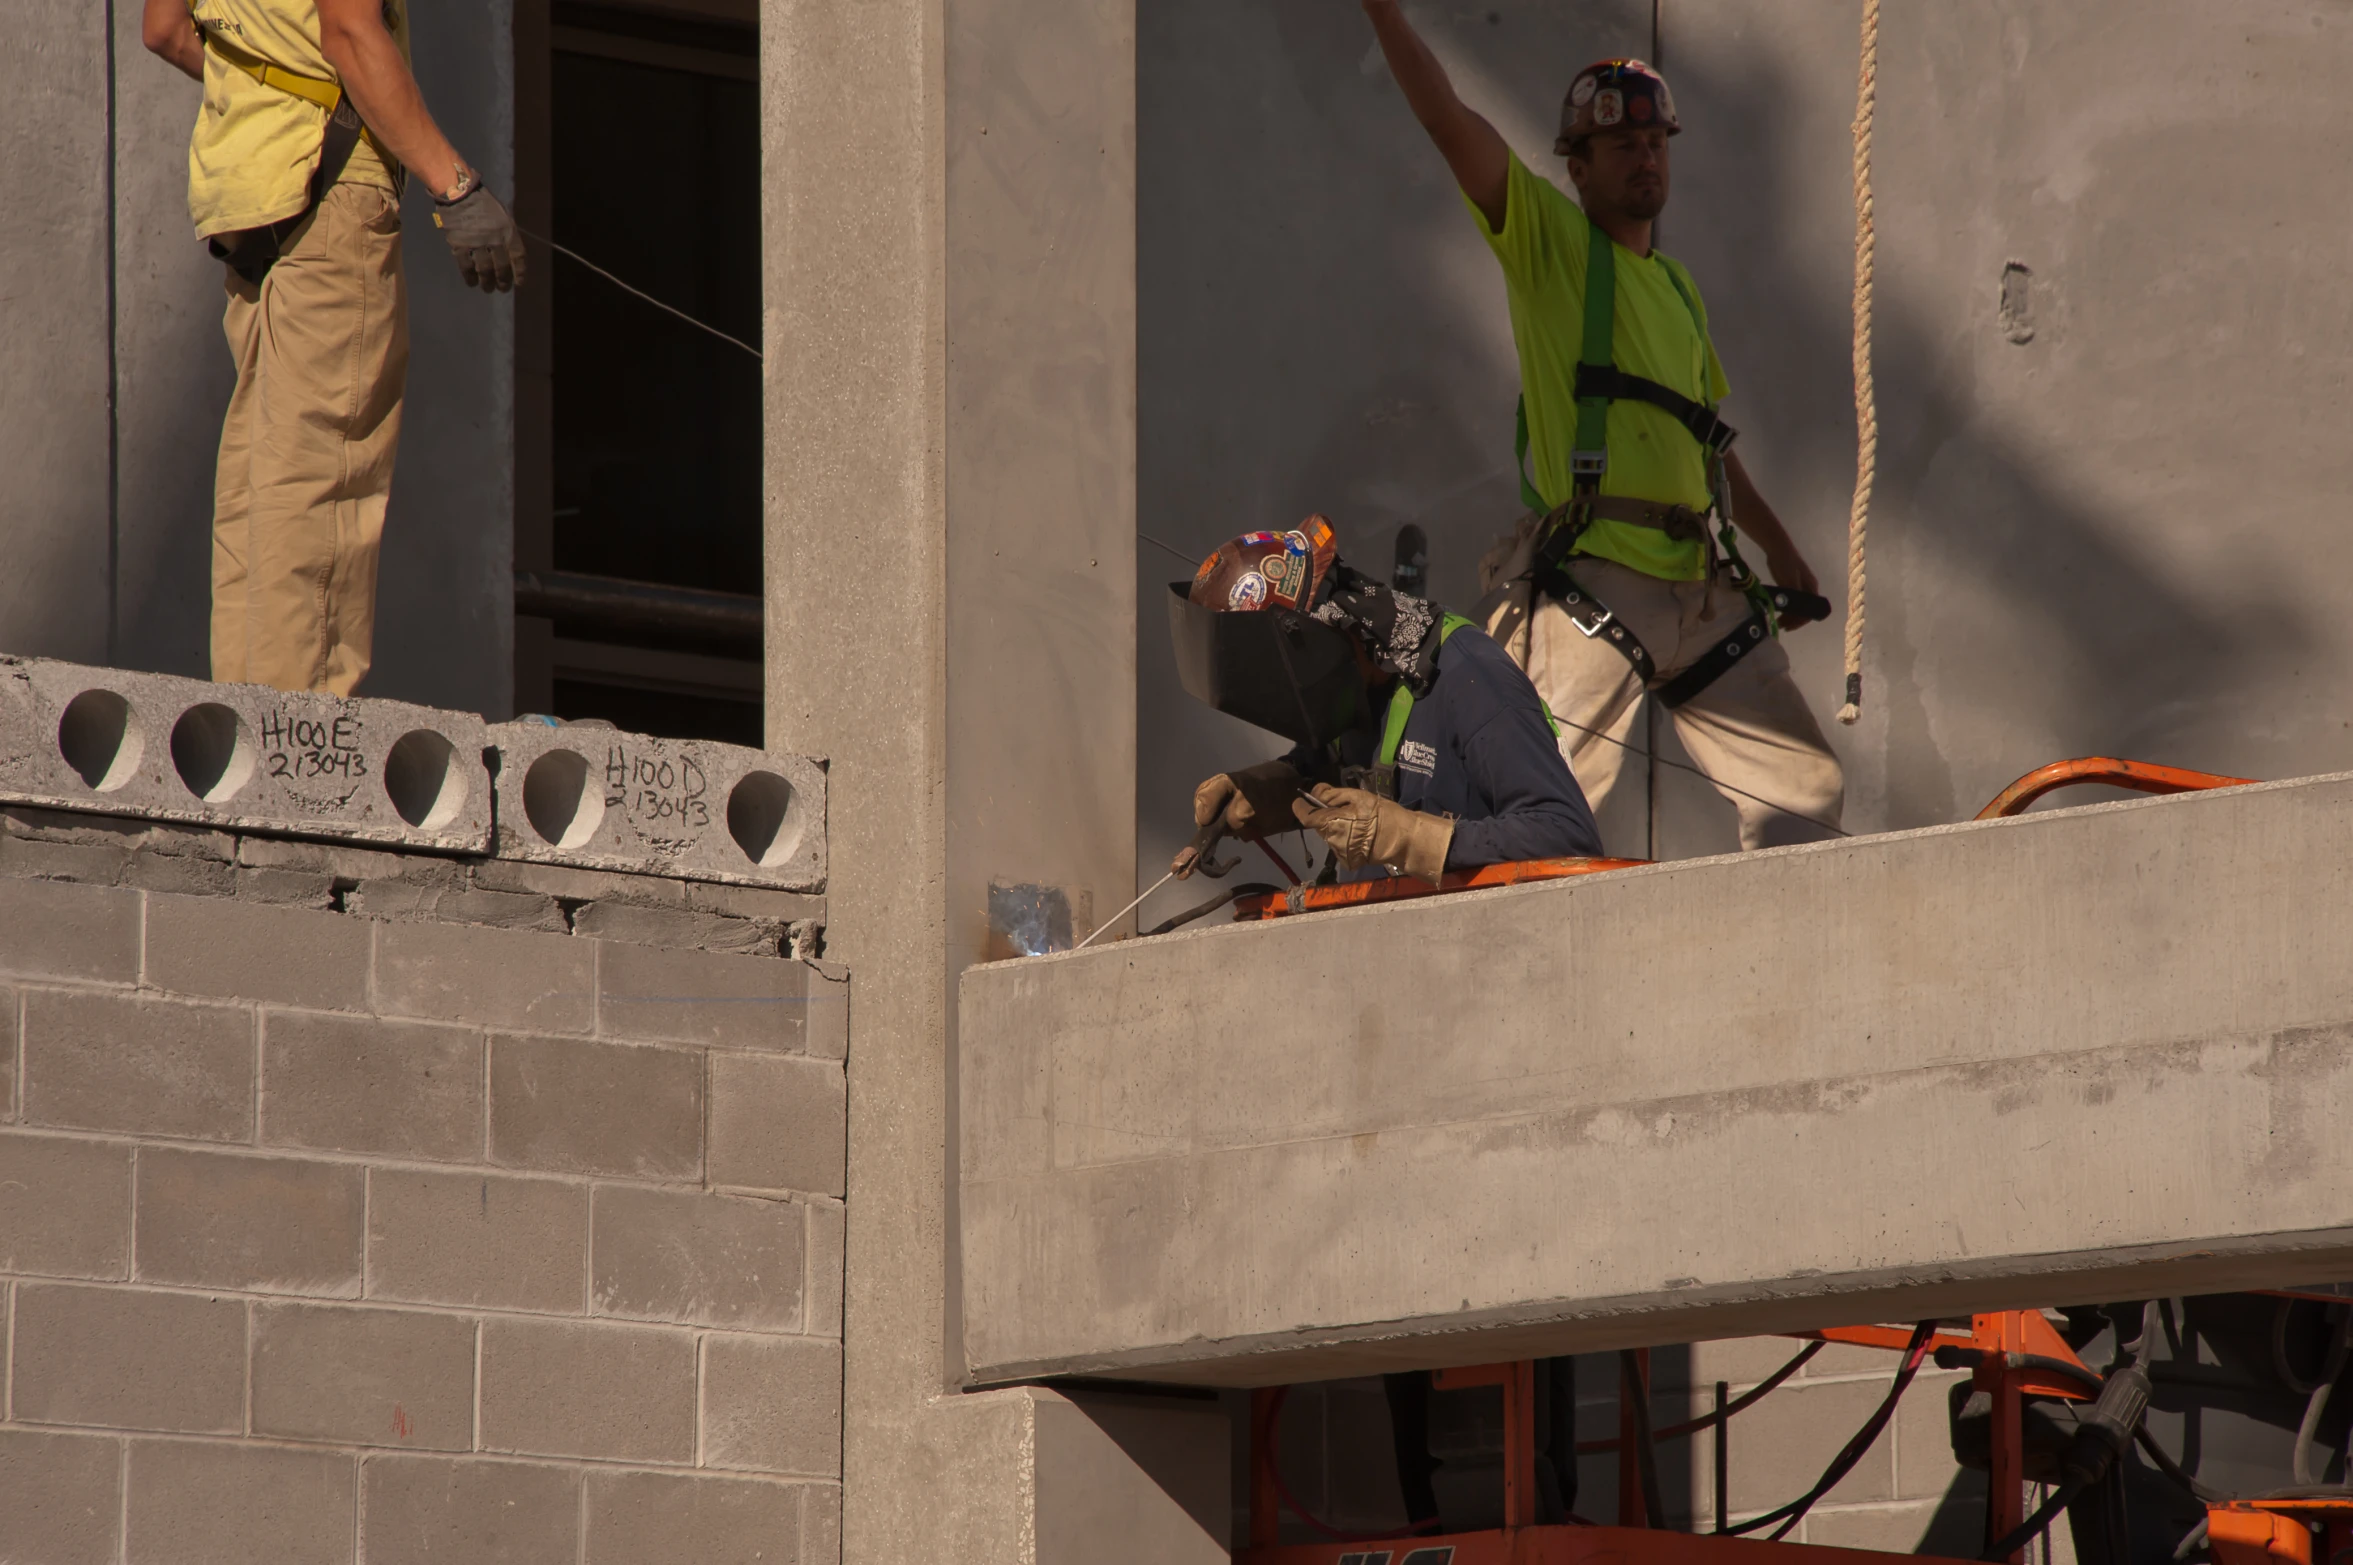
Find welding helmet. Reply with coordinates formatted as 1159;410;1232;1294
1167;516;1370;749
1557;58;1680;153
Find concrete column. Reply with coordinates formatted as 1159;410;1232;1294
762;0;1195;1559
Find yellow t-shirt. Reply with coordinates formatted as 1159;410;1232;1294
185;0;408;239
1468;151;1732;581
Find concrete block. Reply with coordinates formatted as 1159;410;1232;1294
1799;1500;1946;1554
252;1302;477;1451
0;875;141;984
1661;1336;1824;1393
802;1483;840;1565
591;1185;804;1331
682;880;825;925
1;984;15;1120
807;1200;844;1339
490;1035;702;1180
598;942;810;1051
362;1455;582;1565
348;880;568;932
144;891;371;1010
1719;1376;1897;1513
708;1053;845;1196
373;920;595;1034
0;1132;131;1279
479;1318;697;1463
124;1438;355;1565
702;1335;842;1476
571;900;779;956
22;989;253;1141
261;1011;484;1161
584;1470;803;1565
10;1283;245;1433
0;654;493;852
803;964;847;1062
366;1168;586;1313
1894;1370;1973;1501
135;1147;365;1295
487;721;826;892
234;866;340;908
0;1429;122;1565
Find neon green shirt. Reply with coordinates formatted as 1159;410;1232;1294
1468;151;1731;581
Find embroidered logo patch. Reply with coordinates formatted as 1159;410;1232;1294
1398;739;1438;778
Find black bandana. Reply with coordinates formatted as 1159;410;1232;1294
1312;564;1444;695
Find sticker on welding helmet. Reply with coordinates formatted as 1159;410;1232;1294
1262;547;1308;607
1593;88;1624;126
1192;548;1223;583
1227;572;1269;611
1629;94;1654;122
1569;73;1598;107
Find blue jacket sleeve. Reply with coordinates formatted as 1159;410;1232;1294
1443;695;1604;868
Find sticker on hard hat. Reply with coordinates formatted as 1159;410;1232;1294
1262;533;1311;607
1593;88;1624;126
1569;74;1598;106
1630;95;1654;122
1227;573;1269;611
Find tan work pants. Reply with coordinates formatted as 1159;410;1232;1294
211;181;408;695
1476;529;1845;851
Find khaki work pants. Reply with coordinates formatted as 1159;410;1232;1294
1476;524;1845;851
211;180;408;695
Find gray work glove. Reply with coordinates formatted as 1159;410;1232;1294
1293;784;1455;885
432;185;526;293
1192;760;1306;840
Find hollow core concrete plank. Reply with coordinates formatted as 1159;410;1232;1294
960;774;2353;1386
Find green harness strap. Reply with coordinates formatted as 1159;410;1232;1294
1514;219;1716;512
1373;614;1567;770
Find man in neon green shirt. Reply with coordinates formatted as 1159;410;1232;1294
1359;4;1843;850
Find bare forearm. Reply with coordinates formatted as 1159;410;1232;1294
142;0;204;80
1362;0;1507;225
1726;452;1797;558
318;9;461;196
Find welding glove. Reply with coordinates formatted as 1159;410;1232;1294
1293;784;1454;886
1192;760;1306;839
432;185;527;293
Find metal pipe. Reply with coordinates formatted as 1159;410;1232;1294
514;569;761;653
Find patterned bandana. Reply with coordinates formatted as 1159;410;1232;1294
1313;563;1443;696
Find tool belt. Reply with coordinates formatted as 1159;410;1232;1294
198;30;390;286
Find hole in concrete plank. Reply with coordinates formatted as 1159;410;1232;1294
385;729;467;830
521;748;604;849
727;770;803;868
2000;260;2036;344
56;689;144;792
169;702;256;802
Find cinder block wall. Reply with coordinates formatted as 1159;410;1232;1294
0;810;845;1564
1254;1338;2080;1562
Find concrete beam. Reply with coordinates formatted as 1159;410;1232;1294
961;775;2353;1387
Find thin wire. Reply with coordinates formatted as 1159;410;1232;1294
1075;869;1173;951
521;225;763;362
1140;530;1197;567
1555;706;1852;838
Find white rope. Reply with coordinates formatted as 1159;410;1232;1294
1838;0;1879;726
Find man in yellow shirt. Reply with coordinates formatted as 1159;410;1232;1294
1360;3;1844;850
145;0;526;695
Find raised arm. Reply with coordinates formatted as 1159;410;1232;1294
1362;0;1510;228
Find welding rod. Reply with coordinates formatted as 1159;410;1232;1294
1074;870;1174;952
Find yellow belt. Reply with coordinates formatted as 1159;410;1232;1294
198;28;397;171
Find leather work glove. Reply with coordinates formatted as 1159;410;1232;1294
1293;784;1455;886
432;185;527;293
1191;759;1306;839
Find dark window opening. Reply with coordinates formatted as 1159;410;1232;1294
530;0;762;741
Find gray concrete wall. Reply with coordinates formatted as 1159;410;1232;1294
962;774;2353;1387
0;815;844;1565
1131;0;2353;880
4;0;515;715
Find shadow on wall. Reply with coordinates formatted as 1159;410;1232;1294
1135;0;2323;888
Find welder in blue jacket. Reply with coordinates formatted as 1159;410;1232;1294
1170;514;1602;884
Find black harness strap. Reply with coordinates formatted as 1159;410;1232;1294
1571;362;1738;457
208;97;368;286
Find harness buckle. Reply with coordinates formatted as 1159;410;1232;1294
1570;449;1608;480
1573;607;1617;639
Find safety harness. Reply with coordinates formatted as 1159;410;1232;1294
193;16;396;284
1356;612;1566;800
1516;216;1829;708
